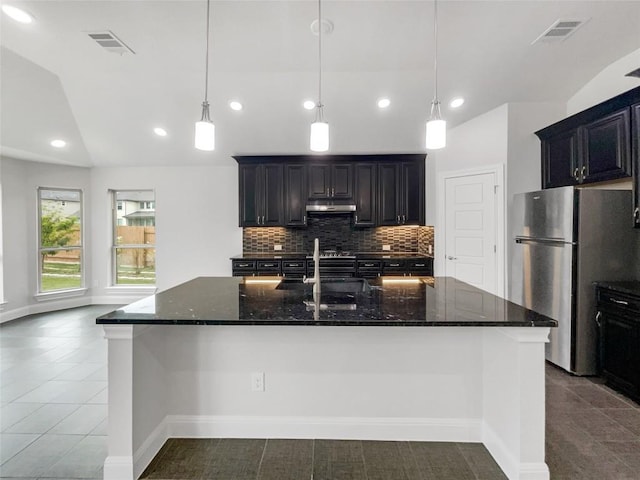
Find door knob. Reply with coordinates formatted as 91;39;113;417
447;255;457;260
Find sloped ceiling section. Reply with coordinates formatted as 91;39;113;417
0;1;639;168
0;47;92;166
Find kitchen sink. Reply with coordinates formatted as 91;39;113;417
276;277;371;294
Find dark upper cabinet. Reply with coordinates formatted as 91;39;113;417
353;163;377;227
238;163;283;227
581;108;631;183
378;161;425;226
284;164;307;227
541;128;579;188
537;87;640;189
632;103;640;228
307;163;353;200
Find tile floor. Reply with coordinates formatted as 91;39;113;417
1;305;639;480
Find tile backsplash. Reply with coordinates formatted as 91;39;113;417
243;216;434;255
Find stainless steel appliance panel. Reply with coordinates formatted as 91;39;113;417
515;186;575;242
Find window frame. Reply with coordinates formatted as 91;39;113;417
37;187;84;294
110;189;156;287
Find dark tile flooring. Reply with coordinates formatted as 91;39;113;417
1;305;639;480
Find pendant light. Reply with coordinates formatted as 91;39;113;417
310;0;329;152
195;0;215;151
425;0;446;150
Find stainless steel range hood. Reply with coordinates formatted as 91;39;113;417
305;204;356;214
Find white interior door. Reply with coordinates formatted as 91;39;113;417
444;173;497;294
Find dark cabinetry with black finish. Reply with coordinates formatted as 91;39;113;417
238;163;283;227
536;87;639;190
378;161;425;226
353;163;377;227
633;103;640;227
308;163;353;200
284;164;307;227
596;284;640;403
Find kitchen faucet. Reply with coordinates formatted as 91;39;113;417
303;238;321;300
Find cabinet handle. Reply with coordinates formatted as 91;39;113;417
363;263;375;267
573;168;579;180
326;187;330;196
402;214;406;224
262;263;274;267
355;215;358;223
608;297;629;306
237;263;250;267
303;215;306;224
415;263;425;267
332;187;335;197
595;311;602;328
634;208;639;224
581;166;586;180
397;215;401;224
390;263;400;267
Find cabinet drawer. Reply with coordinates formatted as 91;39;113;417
406;258;433;275
357;260;382;270
597;290;640;314
282;260;306;271
232;260;256;271
257;260;281;271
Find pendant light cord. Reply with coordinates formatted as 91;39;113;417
316;0;324;122
204;0;211;103
432;0;438;102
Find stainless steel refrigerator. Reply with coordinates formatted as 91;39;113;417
510;186;639;375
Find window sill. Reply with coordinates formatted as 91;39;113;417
105;285;157;295
34;288;88;302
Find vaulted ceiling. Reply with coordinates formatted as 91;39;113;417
1;0;639;168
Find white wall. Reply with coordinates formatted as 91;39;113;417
568;47;640;115
0;157;92;320
90;166;241;300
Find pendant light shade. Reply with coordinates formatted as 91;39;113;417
426;0;446;150
310;120;329;152
195;0;215;151
310;0;329;153
426;100;446;149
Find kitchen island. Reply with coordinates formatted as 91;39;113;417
97;276;555;480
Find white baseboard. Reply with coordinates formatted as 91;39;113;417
165;414;482;441
132;417;169;480
91;295;148;305
0;297;91;324
103;456;134;480
482;422;550;480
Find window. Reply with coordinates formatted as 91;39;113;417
38;188;83;292
112;190;156;285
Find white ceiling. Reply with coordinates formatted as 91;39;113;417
1;0;639;168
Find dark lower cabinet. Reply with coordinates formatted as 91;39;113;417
596;286;640;403
232;259;283;276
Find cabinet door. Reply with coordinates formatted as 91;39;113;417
238;164;260;226
633;103;640;228
331;164;353;199
354;163;376;227
377;163;401;225
262;164;284;226
401;161;425;225
601;311;639;397
308;164;331;199
284;164;307;226
581;108;631;183
541;129;579;189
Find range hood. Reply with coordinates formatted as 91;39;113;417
305;204;356;214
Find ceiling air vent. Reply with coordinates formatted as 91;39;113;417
532;19;589;44
88;31;135;55
625;68;640;79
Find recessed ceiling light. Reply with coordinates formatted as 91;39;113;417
153;127;167;137
2;5;34;24
303;100;316;110
229;101;243;111
50;139;66;148
377;98;391;109
450;97;465;108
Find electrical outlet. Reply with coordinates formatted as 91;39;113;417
251;372;265;392
274;245;282;251
382;245;391;251
428;245;433;255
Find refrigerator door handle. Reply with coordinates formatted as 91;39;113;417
514;236;573;246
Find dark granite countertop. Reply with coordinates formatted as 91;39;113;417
594;281;640;297
96;276;556;328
